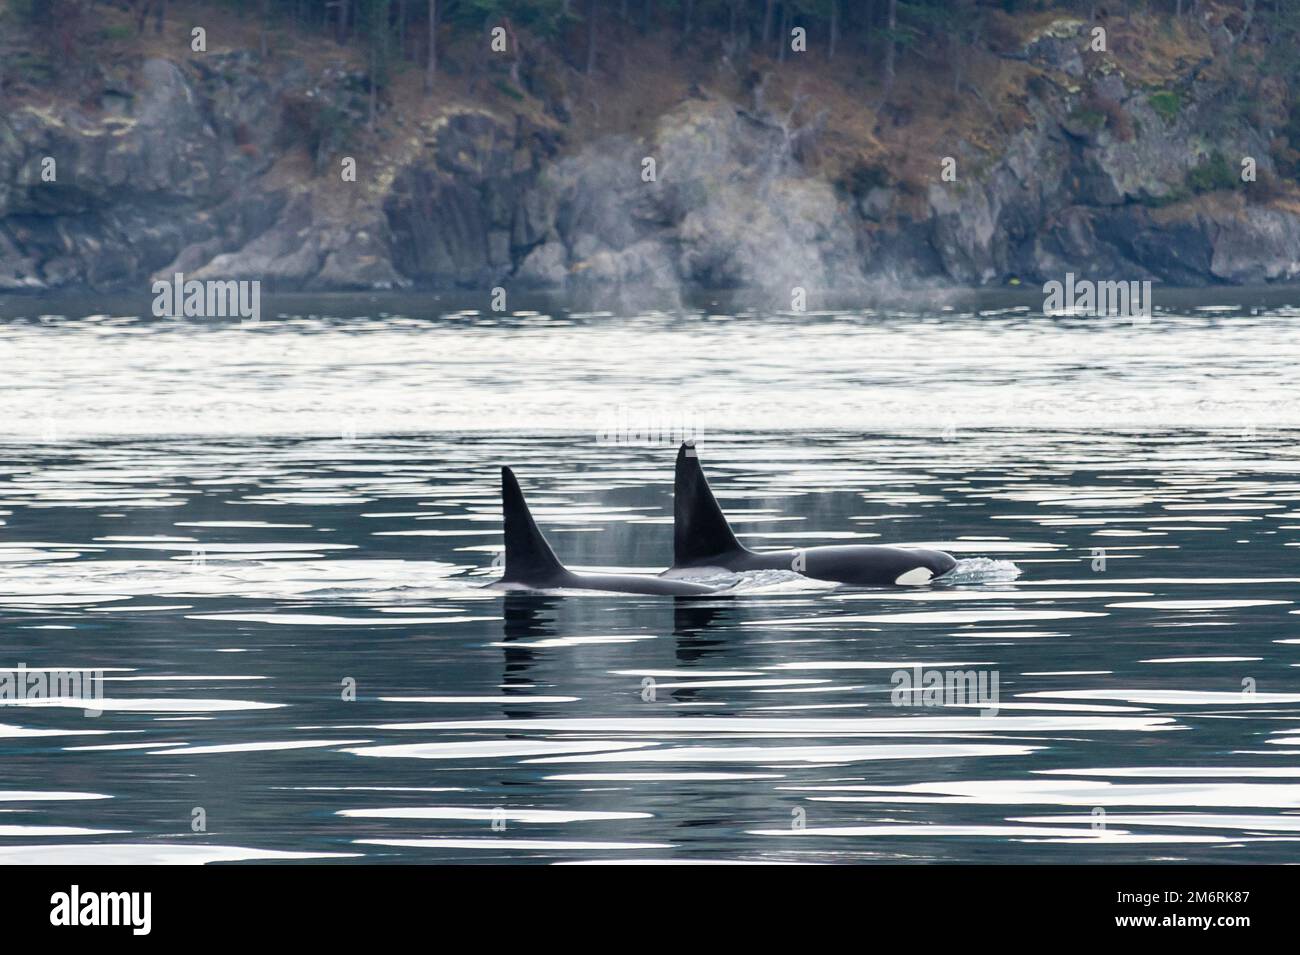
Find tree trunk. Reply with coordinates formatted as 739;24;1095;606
586;0;597;72
778;2;788;62
762;0;775;47
950;24;961;96
369;0;383;128
883;0;897;100
1225;0;1254;68
425;0;437;93
829;0;838;59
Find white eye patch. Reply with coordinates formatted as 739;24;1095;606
894;567;934;586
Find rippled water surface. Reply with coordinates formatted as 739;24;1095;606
1;292;1299;863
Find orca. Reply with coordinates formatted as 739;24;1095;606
490;466;723;596
664;443;958;586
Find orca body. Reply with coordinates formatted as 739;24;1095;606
664;443;958;586
490;466;723;596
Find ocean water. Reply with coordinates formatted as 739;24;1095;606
0;290;1298;864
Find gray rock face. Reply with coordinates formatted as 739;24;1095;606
502;100;866;302
0;53;392;293
894;20;1300;291
383;112;556;287
4;38;1300;297
1023;18;1088;78
1207;202;1300;283
0;56;229;290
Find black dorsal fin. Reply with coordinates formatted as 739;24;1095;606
500;467;565;583
674;442;745;565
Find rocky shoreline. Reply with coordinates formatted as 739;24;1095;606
4;17;1300;299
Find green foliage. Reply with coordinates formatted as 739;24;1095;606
1071;107;1106;131
898;1;957;29
1275;102;1300;180
281;94;363;173
11;0;51;24
362;0;394;88
1186;152;1237;194
1076;93;1134;142
1256;1;1300;84
1140;185;1189;209
1148;91;1181;125
493;77;526;100
451;0;574;38
7;50;57;86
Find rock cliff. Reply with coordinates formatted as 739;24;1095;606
3;13;1299;297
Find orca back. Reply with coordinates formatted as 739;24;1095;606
673;442;745;566
500;466;566;585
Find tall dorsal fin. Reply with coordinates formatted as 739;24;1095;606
500;467;565;583
674;441;745;565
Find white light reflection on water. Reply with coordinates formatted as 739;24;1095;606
0;297;1297;863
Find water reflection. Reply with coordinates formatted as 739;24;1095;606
0;300;1298;863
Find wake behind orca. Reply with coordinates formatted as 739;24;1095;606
490;466;722;596
663;442;958;586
